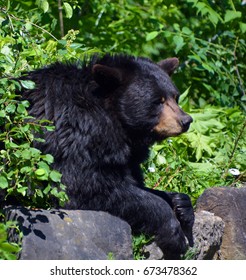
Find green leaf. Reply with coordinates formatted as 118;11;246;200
21;100;30;108
208;9;221;26
35;168;49;181
240;22;246;33
21;149;32;160
30;148;41;157
188;132;214;161
0;225;7;242
17;187;28;196
43;0;49;13
70;43;83;50
179;86;191;106
37;0;49;13
17;103;26;114
58;39;67;46
35;168;46;177
50;187;58;196
38;161;50;172
35;189;44;198
153;144;165;152
50;170;62;182
182;27;192;35
156;154;166;165
0;176;8;189
188;162;214;173
146;31;159;41
63;2;73;19
5;141;19;149
57;191;68;206
0;242;20;253
201;62;214;73
60;183;66;191
43;184;51;195
173;35;185;54
6;104;16;113
45;125;55;132
20;80;36;90
190;110;220;121
224;10;242;23
43;154;54;164
0;110;5;118
1;45;11;56
195;2;222;26
20;166;32;174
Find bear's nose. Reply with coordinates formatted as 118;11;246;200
181;115;193;131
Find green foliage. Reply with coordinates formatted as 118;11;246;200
0;2;86;210
107;252;115;260
132;234;153;260
2;1;245;107
142;0;246;110
182;246;199;260
139;1;246;202
132;233;199;260
0;1;74;258
0;213;21;260
0;78;68;208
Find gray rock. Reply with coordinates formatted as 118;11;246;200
196;186;246;260
8;186;244;261
192;211;224;259
143;241;164;260
5;207;133;260
143;210;224;260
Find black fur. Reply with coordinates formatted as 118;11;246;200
18;54;194;259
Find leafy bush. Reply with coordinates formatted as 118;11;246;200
142;1;246;108
0;76;68;209
0;1;71;259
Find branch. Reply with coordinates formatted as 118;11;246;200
222;120;246;179
4;10;58;41
58;0;64;38
233;37;245;97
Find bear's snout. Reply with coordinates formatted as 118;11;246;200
153;99;193;138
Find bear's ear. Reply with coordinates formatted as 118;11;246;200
158;57;179;76
92;64;123;89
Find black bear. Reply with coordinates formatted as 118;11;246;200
20;54;194;259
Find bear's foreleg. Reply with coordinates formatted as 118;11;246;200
142;188;194;247
107;186;188;259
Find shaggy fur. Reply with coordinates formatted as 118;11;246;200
20;54;194;259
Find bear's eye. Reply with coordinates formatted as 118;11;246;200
153;97;165;105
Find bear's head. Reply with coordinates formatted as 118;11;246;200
92;55;193;141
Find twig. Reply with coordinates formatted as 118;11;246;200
222;120;246;178
229;120;246;165
233;37;245;97
27;21;58;41
234;170;246;184
229;0;236;11
2;8;58;41
58;0;64;38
